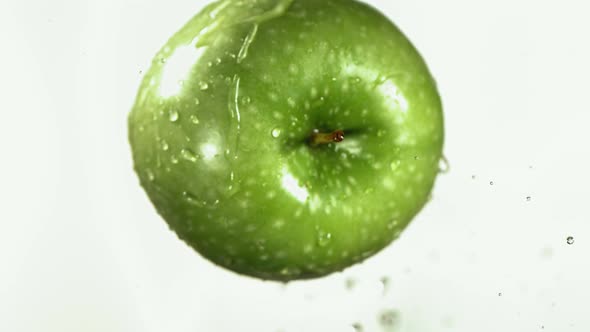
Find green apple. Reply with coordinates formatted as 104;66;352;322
128;0;444;281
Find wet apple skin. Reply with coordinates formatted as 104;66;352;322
129;0;444;281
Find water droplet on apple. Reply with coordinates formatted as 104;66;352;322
190;115;199;124
279;267;301;277
241;96;251;104
287;97;296;108
317;230;332;247
390;160;400;171
170;155;179;164
254;239;266;251
194;97;200;105
168;109;179;122
182;191;204;206
199;81;209;90
567;236;574;245
181;148;198;162
271;128;281;138
160;139;169;151
288;63;298;74
145;169;155;181
387;219;399;230
310;87;318;98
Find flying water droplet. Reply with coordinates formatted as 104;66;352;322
181;148;198;162
526;196;531;201
380;276;391;295
567;236;574;245
379;309;400;331
489;181;494;185
345;277;357;290
271;128;281;138
168;109;179;122
352;322;363;332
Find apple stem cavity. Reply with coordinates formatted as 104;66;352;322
310;129;345;146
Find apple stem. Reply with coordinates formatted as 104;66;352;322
310;129;344;146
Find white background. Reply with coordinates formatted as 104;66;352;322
1;0;589;331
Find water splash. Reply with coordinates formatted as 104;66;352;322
237;0;295;25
